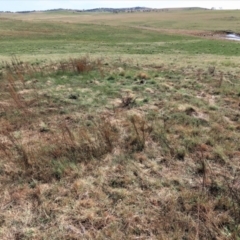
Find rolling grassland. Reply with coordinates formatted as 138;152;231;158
0;9;240;239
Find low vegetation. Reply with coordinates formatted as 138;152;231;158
0;9;240;239
0;54;240;239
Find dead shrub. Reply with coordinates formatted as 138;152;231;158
120;93;137;108
125;115;150;152
6;71;28;114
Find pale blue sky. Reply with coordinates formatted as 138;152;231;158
0;1;239;12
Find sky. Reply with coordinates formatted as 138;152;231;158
0;1;239;12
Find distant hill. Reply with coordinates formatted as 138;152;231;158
1;7;209;14
81;7;152;13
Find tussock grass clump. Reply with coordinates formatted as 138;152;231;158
2;56;103;80
1;111;154;181
136;72;149;80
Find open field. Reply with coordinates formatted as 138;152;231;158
2;9;240;30
0;9;240;239
1;9;240;61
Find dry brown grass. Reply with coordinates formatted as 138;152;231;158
0;57;240;239
3;56;102;77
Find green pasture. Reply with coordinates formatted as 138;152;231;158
0;10;240;60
